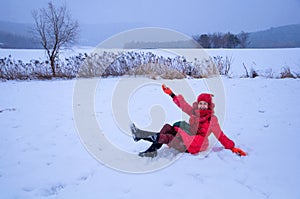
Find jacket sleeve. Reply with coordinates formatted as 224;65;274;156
210;116;235;149
173;95;193;116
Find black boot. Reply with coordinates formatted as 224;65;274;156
130;123;158;142
140;133;159;143
138;142;163;158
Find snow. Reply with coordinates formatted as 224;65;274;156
1;48;300;199
171;48;300;77
0;46;93;62
206;48;300;77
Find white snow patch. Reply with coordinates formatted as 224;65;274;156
0;77;300;199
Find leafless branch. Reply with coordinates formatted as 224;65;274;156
31;2;79;77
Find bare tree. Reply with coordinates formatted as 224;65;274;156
211;32;224;48
32;2;79;77
223;32;240;48
238;31;249;48
199;34;211;48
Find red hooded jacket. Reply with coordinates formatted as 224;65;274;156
171;94;235;154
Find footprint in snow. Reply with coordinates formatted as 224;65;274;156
78;175;88;181
212;146;224;152
164;182;173;187
0;108;16;113
122;188;131;194
22;186;35;192
40;183;65;197
187;173;205;183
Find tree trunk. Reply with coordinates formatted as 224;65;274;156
50;56;56;77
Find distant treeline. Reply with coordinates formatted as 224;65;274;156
193;32;249;48
124;32;249;49
124;40;200;49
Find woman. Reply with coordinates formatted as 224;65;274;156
130;84;246;158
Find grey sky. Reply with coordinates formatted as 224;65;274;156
1;0;300;34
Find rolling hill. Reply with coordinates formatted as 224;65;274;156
1;20;300;48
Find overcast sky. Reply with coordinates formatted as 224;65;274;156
1;0;300;35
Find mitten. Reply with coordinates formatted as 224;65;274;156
162;84;175;97
231;147;247;156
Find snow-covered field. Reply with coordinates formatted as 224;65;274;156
206;48;300;76
172;48;300;77
1;48;300;199
1;77;300;199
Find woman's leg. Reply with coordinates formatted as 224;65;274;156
132;123;177;157
138;142;163;157
159;123;188;152
158;124;177;144
130;123;158;142
137;124;174;157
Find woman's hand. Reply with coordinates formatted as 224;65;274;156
162;84;175;97
231;147;247;156
162;84;173;95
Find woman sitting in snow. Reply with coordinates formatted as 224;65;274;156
130;84;246;158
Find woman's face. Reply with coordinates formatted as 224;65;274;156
198;101;208;110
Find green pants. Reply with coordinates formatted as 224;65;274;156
173;121;194;135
